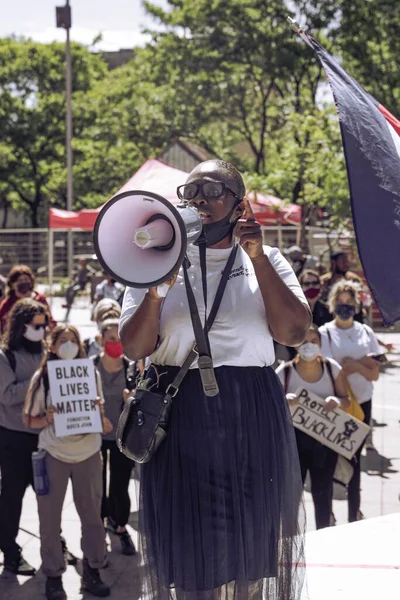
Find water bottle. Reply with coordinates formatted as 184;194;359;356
32;449;49;496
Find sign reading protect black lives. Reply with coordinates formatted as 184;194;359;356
290;388;370;460
47;359;103;437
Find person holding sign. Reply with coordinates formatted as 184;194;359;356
24;324;112;600
120;160;311;600
93;318;137;556
276;324;349;529
319;280;381;522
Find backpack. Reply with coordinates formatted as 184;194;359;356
283;358;337;396
92;355;138;392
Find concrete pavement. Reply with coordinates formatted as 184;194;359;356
1;295;399;598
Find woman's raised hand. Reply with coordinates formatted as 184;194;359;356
235;197;263;261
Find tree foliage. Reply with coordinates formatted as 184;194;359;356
0;1;398;228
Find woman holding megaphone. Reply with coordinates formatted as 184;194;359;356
119;160;311;600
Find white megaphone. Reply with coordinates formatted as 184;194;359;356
93;190;202;288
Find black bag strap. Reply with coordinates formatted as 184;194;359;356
323;358;337;396
167;244;238;398
43;371;50;409
4;349;16;372
283;362;293;394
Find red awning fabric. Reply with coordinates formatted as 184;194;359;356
48;158;301;229
247;191;302;225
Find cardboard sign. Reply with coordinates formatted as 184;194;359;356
47;359;103;437
290;388;371;460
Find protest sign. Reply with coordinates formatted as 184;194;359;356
47;359;103;437
290;388;370;460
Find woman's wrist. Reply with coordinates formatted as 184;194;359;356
145;290;164;304
250;252;268;267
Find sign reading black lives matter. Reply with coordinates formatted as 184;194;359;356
290;388;370;460
48;359;103;437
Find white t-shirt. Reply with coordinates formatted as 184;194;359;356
275;358;342;399
120;245;308;368
319;321;380;404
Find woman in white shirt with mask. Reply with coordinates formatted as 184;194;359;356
319;280;380;522
120;160;311;600
276;324;349;529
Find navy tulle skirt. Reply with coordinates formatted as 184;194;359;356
139;365;305;600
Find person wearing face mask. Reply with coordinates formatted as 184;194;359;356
85;298;122;357
0;265;56;335
24;324;112;600
319;281;381;522
92;319;137;557
0;299;48;576
120;159;311;600
276;325;349;529
298;270;331;327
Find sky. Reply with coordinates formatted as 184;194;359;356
1;0;166;51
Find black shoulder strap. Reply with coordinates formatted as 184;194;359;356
43;371;49;409
283;362;293;394
84;338;91;355
362;324;371;340
123;357;137;391
91;354;100;366
4;349;16;372
324;359;337;396
326;328;332;345
171;244;238;398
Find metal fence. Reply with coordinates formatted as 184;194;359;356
0;225;344;283
0;229;95;280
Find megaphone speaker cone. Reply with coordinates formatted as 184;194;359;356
93;190;202;288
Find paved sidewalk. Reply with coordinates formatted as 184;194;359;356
1;299;399;598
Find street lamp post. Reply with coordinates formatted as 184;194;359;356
56;1;74;276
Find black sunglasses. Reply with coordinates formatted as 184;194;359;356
177;181;241;202
301;281;320;288
27;323;47;330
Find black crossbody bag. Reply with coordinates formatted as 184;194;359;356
116;244;238;463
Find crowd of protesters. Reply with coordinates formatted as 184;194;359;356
0;263;140;600
0;247;388;598
279;248;386;528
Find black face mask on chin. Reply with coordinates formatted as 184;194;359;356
198;201;242;248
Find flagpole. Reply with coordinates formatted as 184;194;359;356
287;16;313;48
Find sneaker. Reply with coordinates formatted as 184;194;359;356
119;531;136;556
4;548;36;576
45;576;67;600
81;558;110;597
60;536;77;566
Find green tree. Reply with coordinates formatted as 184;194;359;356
0;38;107;226
335;0;400;115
